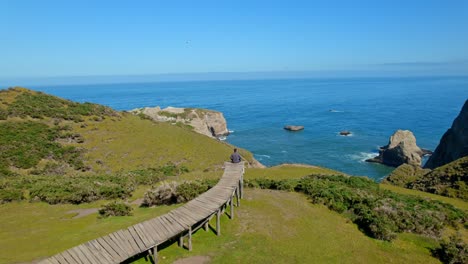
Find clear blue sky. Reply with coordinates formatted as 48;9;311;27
1;0;468;80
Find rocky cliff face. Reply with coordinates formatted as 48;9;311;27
366;130;425;167
424;100;468;169
131;106;229;138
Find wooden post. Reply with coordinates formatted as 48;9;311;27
204;221;209;231
240;175;244;199
230;196;234;219
179;235;183;248
216;209;221;236
236;187;240;207
188;226;192;251
150;246;158;264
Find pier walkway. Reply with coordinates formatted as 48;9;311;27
39;162;245;264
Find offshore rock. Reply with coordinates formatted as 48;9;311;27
424;100;468;169
284;125;304;131
366;130;424;167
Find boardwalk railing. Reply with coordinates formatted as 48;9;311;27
40;162;245;264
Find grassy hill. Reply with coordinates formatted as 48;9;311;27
0;87;466;263
385;157;468;201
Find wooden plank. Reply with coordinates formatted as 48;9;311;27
159;215;179;237
69;247;91;264
111;231;136;258
115;230;139;256
161;214;185;233
52;253;69;264
76;244;100;264
148;218;168;241
60;250;80;264
86;241;113;264
103;233;128;259
151;217;171;239
141;221;160;243
165;212;189;230
47;257;61;264
108;232;131;258
126;226;147;251
56;253;73;264
177;206;204;222
133;224;153;248
188;200;217;213
95;237;121;261
167;211;192;228
187;202;216;217
142;219;162;241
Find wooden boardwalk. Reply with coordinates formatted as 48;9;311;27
39;162;245;264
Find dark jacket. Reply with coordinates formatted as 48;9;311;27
230;152;242;163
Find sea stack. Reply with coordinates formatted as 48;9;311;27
424;99;468;169
366;130;425;167
284;125;304;131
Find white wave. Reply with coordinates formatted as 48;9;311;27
348;152;378;163
329;109;344;113
281;150;288;153
218;136;227;141
255;154;271;159
228;130;235;133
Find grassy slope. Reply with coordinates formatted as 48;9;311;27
133;189;440;264
74;114;243;173
0;200;179;263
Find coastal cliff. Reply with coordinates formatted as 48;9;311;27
424;99;468;169
131;106;229;138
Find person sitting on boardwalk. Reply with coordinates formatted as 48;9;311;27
230;148;242;163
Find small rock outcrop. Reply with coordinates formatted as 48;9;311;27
131;106;229;138
340;131;351;136
284;125;304;131
424;100;468;169
366;130;425;167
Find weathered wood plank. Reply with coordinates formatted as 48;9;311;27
126;226;147;252
59;250;80;264
133;224;153;248
86;241;113;264
76;244;100;264
95;237;121;261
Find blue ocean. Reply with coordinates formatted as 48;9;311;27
30;76;468;180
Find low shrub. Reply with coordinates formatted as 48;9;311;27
142;179;217;206
99;201;133;217
176;181;209;203
142;181;178;206
0;188;23;203
433;234;467;264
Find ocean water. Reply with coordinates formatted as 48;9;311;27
31;77;468;180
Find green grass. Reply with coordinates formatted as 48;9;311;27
245;164;345;180
75;114;254;173
131;189;441;264
0;200;180;263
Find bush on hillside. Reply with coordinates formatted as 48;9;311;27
99;201;133;217
246;175;466;241
6;91;117;120
433;234;467;264
26;174;134;204
142;179;217;206
0;121;86;173
142;181;178;206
